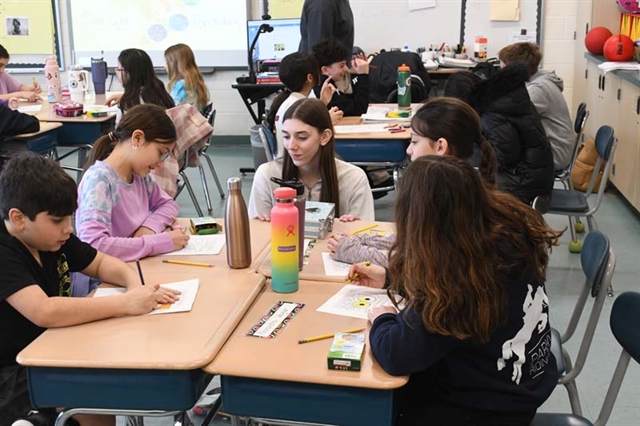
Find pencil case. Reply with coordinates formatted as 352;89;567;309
189;217;223;235
54;101;84;117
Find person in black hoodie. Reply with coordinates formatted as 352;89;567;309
347;156;561;426
0;103;40;170
444;64;554;204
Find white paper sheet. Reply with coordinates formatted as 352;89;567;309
17;105;42;113
168;234;226;256
334;123;390;134
317;284;403;320
322;252;352;277
361;106;412;122
94;278;200;315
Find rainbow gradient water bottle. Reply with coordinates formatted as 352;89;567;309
271;187;299;293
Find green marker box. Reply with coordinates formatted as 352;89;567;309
189;217;222;235
327;332;366;371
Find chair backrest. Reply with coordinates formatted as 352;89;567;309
594;125;615;162
258;120;277;161
564;103;589;175
583;125;617;203
532;291;638;426
581;231;611;297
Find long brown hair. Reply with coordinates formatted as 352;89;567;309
164;43;210;111
85;104;177;171
281;98;341;216
411;97;497;186
118;48;175;112
389;156;560;343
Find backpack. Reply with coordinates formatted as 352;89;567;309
571;137;605;192
471;58;501;80
368;51;431;103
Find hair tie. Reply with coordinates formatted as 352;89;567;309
108;131;116;143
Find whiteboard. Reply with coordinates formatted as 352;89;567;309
68;0;250;68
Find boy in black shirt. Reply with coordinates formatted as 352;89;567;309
0;153;179;426
312;38;370;117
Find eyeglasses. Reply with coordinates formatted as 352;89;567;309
159;150;171;161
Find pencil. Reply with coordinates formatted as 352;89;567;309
345;260;372;284
163;259;213;268
351;223;378;235
298;328;365;344
136;260;145;286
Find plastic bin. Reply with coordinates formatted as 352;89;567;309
249;124;268;171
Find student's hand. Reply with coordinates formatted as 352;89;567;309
255;214;271;222
105;93;123;107
28;82;42;94
353;58;370;75
7;97;19;109
169;228;190;250
347;262;386;288
338;214;359;222
132;226;156;237
368;305;397;323
17;91;41;102
327;232;348;254
320;76;337;105
123;284;175;315
329;106;343;124
154;286;181;304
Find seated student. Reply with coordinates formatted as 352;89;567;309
248;98;374;222
0;44;41;102
105;48;175;123
328;97;497;266
348;156;560;426
311;38;369;117
0;152;179;426
444;65;554;204
164;43;210;113
498;42;575;172
265;51;343;158
76;104;189;267
0;103;40;170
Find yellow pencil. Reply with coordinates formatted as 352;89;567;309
298;328;365;344
162;259;213;267
350;223;378;235
345;260;372;284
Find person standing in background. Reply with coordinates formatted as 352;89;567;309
299;0;354;55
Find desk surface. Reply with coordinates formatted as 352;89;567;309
204;279;407;390
20;95;117;123
18;269;266;370
257;220;395;283
13;121;62;139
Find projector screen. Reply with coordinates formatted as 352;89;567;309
69;0;249;68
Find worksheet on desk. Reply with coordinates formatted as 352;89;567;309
334;123;390;134
168;234;226;256
93;279;200;315
317;284;403;320
322;252;352;277
17;105;42;113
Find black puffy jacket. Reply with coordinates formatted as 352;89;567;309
469;64;554;204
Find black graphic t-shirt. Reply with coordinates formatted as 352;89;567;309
0;222;97;367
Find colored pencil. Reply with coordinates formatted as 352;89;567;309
136;260;145;286
345;260;372;284
298;328;365;344
163;259;213;268
350;223;379;235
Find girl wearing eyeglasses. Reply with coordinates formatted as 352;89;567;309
75;105;188;292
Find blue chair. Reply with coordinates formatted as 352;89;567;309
549;231;616;416
545;125;616;253
533;291;639;426
258;119;277;162
555;102;589;190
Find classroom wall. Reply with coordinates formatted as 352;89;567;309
8;0;579;137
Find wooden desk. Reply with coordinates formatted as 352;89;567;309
13;121;62;139
257;220;395;283
12;122;62;157
17;268;266;411
204;279;407;426
162;218;272;271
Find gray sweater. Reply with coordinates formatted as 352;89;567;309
527;71;575;172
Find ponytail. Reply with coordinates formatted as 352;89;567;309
265;90;291;130
477;137;497;187
85;131;118;171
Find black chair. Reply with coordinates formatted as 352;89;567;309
544;125;617;253
549;231;616;416
555;102;589;189
532;291;639;426
197;105;226;214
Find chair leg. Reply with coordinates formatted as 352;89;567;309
565;380;583;417
198;164;214;215
180;171;204;217
202;152;225;199
173;411;193;426
586;215;598;232
567;214;582;253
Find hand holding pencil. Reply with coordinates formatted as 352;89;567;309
346;261;386;288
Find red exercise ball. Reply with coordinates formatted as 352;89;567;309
603;34;635;61
585;27;613;55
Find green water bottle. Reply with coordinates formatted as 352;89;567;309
397;63;411;110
